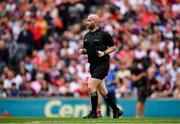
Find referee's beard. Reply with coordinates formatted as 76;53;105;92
87;25;94;31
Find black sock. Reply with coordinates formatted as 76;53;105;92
104;93;119;111
90;92;98;113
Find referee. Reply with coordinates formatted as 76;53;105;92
79;14;123;118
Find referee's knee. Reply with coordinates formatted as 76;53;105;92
88;86;97;93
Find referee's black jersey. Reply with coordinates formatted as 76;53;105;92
83;28;115;64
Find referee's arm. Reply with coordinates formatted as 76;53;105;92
97;45;116;57
104;45;116;54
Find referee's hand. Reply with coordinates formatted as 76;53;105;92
97;51;105;57
79;48;87;54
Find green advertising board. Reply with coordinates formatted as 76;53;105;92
0;98;180;117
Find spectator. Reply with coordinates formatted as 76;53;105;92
7;82;19;97
0;40;9;72
19;75;33;97
0;81;7;98
30;73;47;96
3;69;22;90
17;21;34;55
105;68;118;117
173;71;180;98
131;59;148;117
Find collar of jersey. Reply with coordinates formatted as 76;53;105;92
90;28;101;34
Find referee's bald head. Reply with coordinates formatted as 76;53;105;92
87;14;100;25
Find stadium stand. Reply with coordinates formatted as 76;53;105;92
0;0;179;99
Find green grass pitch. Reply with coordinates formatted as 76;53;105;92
0;117;180;124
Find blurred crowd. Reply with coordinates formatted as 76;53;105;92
0;0;179;99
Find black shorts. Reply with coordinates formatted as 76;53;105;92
90;62;109;80
138;87;148;103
